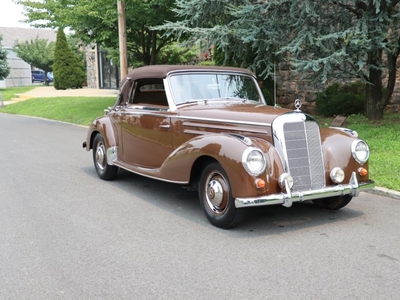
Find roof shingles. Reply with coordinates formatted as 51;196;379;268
0;26;56;48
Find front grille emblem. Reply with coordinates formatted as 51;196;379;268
294;99;302;112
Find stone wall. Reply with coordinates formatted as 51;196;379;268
86;45;98;89
386;57;400;113
275;65;400;114
275;69;322;114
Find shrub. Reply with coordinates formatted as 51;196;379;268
315;81;366;117
53;28;86;90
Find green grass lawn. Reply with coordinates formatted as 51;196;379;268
1;96;116;125
1;95;399;191
0;86;37;100
345;114;400;192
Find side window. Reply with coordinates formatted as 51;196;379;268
131;80;167;106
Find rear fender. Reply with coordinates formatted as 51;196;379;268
85;117;117;152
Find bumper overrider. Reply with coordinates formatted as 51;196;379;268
235;172;375;208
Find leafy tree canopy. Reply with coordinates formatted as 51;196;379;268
17;0;182;66
13;37;55;79
0;35;10;81
159;0;400;120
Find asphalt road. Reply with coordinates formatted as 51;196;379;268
1;113;399;300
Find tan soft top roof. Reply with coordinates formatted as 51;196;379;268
125;65;256;81
116;65;257;107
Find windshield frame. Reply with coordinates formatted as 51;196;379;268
164;71;266;111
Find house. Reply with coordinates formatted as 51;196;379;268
0;26;56;88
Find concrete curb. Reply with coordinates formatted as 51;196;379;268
368;187;400;200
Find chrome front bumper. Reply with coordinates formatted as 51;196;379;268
235;172;375;208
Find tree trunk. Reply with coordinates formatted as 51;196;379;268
365;50;384;121
150;31;157;65
44;71;50;86
382;50;399;111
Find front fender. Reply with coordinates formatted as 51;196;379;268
321;127;370;183
158;134;285;198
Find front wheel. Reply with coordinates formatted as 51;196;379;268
92;134;118;180
312;195;352;210
198;162;245;229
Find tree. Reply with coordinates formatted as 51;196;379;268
13;37;55;85
67;34;86;69
18;0;181;66
160;0;400;121
52;28;86;89
0;35;10;81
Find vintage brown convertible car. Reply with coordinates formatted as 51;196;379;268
83;65;375;228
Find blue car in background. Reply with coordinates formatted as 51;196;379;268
31;70;53;83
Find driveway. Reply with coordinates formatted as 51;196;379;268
1;113;400;299
2;86;118;106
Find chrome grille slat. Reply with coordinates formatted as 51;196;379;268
305;122;325;190
273;113;325;192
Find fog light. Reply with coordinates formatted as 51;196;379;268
358;167;368;177
278;173;294;190
330;167;345;183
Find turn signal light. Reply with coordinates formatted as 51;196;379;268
358;167;368;177
255;178;265;189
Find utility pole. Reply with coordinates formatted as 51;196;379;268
117;0;128;79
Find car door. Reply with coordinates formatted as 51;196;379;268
118;106;174;168
111;78;175;169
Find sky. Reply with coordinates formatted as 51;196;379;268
0;0;31;28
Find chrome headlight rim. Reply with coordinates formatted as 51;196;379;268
351;139;370;165
242;147;267;176
278;173;294;190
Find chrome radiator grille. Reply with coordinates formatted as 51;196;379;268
273;114;326;192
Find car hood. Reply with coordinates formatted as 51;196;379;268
177;101;293;126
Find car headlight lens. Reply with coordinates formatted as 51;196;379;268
242;148;266;176
351;139;370;165
330;167;345;183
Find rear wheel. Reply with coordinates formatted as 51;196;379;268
198;162;245;229
313;195;352;210
93;134;118;180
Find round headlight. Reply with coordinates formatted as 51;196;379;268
351;139;370;165
242;148;266;176
330;167;345;183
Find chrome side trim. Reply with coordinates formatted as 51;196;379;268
181;116;271;127
183;121;270;135
113;161;188;185
106;146;118;165
112;108;272;129
235;172;375;208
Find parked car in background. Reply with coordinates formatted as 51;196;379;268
31;70;53;83
83;65;375;229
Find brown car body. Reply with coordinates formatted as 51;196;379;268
83;65;375;228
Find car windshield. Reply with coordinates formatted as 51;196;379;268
169;73;263;105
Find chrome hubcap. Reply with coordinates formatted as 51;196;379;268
204;171;229;214
95;143;106;171
207;180;224;206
